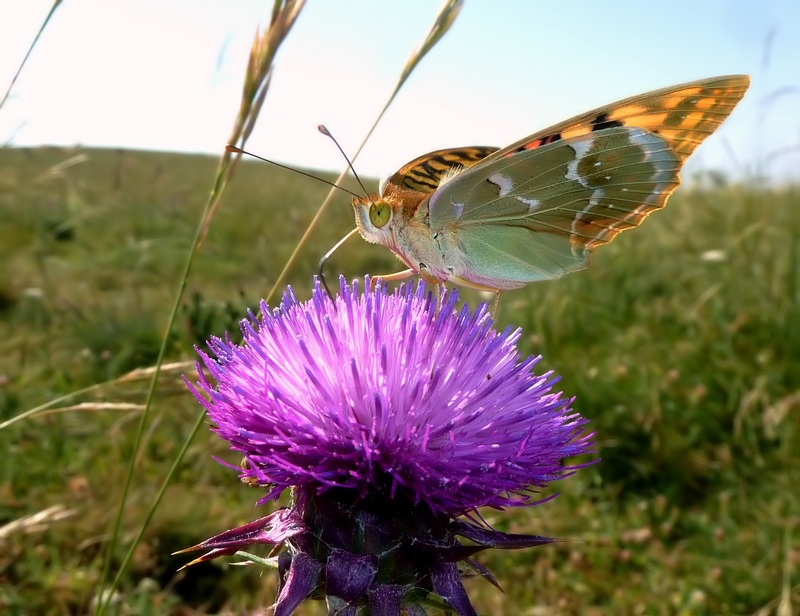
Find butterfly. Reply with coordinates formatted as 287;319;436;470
349;75;750;296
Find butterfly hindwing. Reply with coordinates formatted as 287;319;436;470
429;126;682;285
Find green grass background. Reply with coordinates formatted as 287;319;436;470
0;146;797;614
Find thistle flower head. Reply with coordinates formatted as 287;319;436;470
182;278;594;615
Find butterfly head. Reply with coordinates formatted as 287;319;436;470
352;195;395;247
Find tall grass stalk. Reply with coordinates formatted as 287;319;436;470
94;2;306;613
0;0;63;111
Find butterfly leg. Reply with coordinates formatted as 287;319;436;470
491;289;501;317
448;275;502;317
368;269;416;290
437;282;448;315
369;269;451;313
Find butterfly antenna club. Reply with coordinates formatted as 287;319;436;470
317;125;370;197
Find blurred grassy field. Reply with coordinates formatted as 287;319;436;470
0;146;797;615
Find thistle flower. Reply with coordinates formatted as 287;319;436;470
181;278;594;615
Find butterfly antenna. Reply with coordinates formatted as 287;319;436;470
225;145;362;199
317;125;370;197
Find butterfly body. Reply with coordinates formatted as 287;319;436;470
351;75;750;292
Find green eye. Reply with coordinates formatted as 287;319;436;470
369;201;391;229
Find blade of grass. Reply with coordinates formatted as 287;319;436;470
94;2;307;613
1;0;63;111
263;0;464;304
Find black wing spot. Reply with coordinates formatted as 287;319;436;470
485;176;504;195
513;132;562;154
540;132;562;145
592;112;624;132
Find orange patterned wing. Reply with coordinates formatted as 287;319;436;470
485;74;750;164
381;146;498;195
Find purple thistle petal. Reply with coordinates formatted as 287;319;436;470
187;277;595;516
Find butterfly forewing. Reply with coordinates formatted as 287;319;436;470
483;74;750;164
419;75;750;288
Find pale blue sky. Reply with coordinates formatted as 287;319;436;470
2;1;799;181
